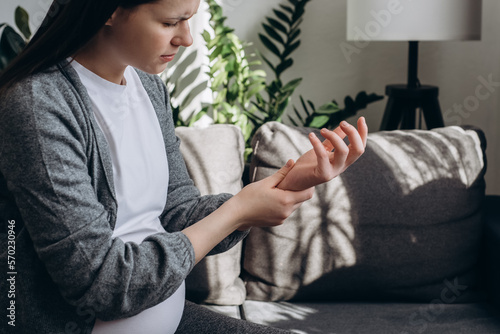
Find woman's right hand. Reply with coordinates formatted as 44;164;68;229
232;159;314;231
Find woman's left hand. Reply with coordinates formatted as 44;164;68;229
277;117;368;191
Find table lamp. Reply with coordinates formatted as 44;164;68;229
347;0;482;130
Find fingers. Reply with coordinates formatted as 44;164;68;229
320;128;349;171
284;187;315;212
273;187;314;225
333;125;347;140
297;187;315;203
357;116;368;147
318;118;364;154
322;126;346;151
309;117;367;178
338;120;365;166
310;132;331;174
271;159;295;187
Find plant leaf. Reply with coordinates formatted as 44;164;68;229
267;80;283;96
288;28;301;44
208;58;225;76
187;110;208;127
281;78;302;93
299;96;310;115
267;18;288;35
309;115;330;129
260;55;276;73
315;102;341;114
249;69;267;79
212;71;227;90
282;40;300;59
293;105;305;123
0;25;26;61
276;96;290;119
276;58;293;78
258;34;281;59
307;100;316;112
15;6;31;40
279;4;294;14
246;82;266;100
273;9;291;24
291;17;304;32
262;23;284;45
209;44;224;61
171;104;183;126
202;30;211;43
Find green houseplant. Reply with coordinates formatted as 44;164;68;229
0;6;31;71
164;0;267;160
248;0;308;140
166;0;382;161
202;0;267;159
254;0;383;130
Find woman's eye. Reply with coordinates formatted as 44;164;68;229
164;22;178;27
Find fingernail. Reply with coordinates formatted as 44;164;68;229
341;121;349;127
285;159;293;168
362;117;366;125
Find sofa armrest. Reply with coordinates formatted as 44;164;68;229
485;195;500;307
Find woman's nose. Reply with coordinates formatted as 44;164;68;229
172;21;193;47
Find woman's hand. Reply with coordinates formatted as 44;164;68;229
183;160;314;263
232;159;314;231
277;117;368;191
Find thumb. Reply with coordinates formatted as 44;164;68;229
269;159;295;187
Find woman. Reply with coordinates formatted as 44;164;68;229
0;0;367;333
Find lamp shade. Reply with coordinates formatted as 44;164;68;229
347;0;482;41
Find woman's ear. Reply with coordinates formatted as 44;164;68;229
106;7;130;27
105;11;116;27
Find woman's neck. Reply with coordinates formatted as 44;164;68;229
73;36;127;85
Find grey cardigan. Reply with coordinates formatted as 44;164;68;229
0;61;246;334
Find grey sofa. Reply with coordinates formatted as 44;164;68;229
175;122;500;333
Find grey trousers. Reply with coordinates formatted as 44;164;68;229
175;301;293;334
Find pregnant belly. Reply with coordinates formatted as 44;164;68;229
91;281;185;334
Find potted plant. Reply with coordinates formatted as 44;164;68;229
165;0;383;162
0;6;31;72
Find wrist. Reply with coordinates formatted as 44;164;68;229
224;194;249;231
182;196;246;264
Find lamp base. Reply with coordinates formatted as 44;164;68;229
380;84;445;131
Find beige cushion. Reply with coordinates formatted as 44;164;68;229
175;124;246;305
244;122;487;302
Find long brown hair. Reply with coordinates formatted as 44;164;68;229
0;0;158;94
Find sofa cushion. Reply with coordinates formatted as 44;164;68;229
176;124;246;305
485;195;500;308
244;122;487;302
242;300;500;333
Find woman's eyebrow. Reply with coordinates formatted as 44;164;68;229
164;11;198;20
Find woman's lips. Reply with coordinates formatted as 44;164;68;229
160;54;176;62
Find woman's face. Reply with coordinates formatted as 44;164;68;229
106;0;200;74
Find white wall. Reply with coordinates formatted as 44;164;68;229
1;0;498;194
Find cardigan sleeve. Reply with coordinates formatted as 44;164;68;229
0;75;196;321
136;72;249;255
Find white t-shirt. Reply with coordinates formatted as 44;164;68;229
71;61;185;334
